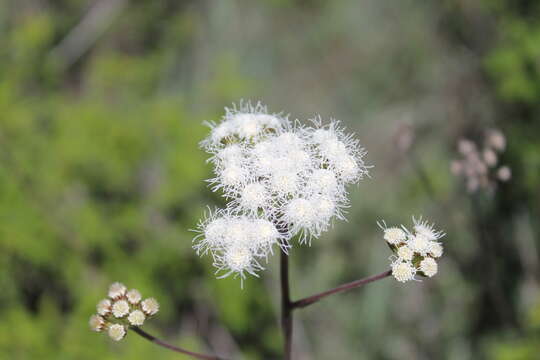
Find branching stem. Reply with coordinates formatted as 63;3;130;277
291;270;392;309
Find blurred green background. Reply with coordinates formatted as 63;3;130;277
1;0;540;359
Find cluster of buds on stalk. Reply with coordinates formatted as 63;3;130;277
380;217;445;283
89;282;159;341
451;129;511;193
194;101;369;284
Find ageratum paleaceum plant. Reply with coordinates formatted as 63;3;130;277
90;101;446;360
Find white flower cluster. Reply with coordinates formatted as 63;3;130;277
379;217;445;283
194;101;368;283
89;282;160;341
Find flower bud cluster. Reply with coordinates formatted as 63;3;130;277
379;217;445;283
89;282;159;341
451;129;510;193
194;101;368;283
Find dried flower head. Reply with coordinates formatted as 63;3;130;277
90;283;159;341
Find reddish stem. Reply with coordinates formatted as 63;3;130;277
130;326;226;360
291;270;392;309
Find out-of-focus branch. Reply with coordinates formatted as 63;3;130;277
49;0;128;69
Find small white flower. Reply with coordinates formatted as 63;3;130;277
96;299;112;316
335;155;361;183
224;218;251;247
108;324;126;341
220;165;248;189
379;224;407;245
251;219;281;253
232;113;264;139
193;210;229;255
128;310;146;326
413;217;444;241
407;233;431;255
126;289;142;305
429;242;444;258
224;245;253;273
214;144;245;167
391;261;416;283
307;169;339;195
89;314;105;332
269;171;299;195
284;198;316;230
310;195;338;222
397;245;414;262
141;298;160;316
112;300;130;318
238;182;268;213
311;128;336;144
420;257;438;277
108;282;127;299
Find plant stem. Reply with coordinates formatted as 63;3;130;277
280;250;293;360
291;270;392;309
130;326;226;360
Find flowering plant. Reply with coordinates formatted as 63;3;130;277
90;101;446;360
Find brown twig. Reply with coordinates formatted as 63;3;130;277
291;270;392;309
130;326;226;360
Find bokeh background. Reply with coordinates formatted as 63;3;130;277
1;0;540;359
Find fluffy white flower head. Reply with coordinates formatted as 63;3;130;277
108;324;126;341
224;246;253;273
420;257;438;277
108;282;126;299
408;234;431;255
413;217;444;241
126;289;142;305
141;298;160;316
238;183;268;212
196;103;371;284
89;315;105;332
382;226;407;245
397;245;414;261
392;261;416;283
128;310;146;326
96;299;111;316
112;300;130;318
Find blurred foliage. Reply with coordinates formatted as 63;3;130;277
0;0;539;359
